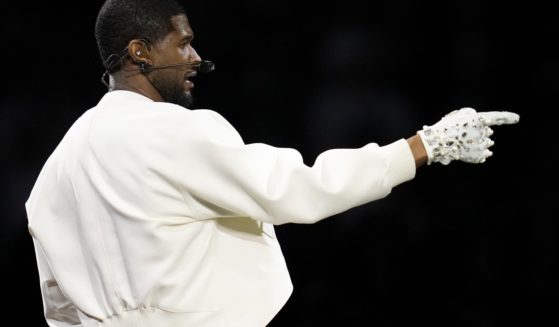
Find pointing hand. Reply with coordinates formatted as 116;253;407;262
417;108;519;165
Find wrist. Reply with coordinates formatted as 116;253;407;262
406;134;428;168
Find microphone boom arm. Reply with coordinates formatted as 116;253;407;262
142;60;215;73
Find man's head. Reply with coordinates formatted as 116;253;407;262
96;0;201;107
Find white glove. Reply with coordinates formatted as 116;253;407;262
417;107;519;165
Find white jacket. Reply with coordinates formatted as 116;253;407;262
26;90;416;327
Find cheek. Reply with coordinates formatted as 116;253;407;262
153;70;183;85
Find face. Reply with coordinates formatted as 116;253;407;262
148;14;201;107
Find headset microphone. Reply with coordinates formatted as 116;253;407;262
101;50;215;89
140;60;215;74
198;60;215;73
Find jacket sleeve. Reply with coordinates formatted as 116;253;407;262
174;110;416;225
33;240;82;327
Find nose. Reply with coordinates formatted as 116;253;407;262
189;45;202;62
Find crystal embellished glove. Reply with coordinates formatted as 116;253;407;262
417;107;520;165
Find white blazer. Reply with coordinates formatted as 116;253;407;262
26;90;416;327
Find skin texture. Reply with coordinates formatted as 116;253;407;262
110;14;201;107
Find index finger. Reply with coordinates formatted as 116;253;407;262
478;111;520;126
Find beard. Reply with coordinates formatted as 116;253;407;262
149;73;194;108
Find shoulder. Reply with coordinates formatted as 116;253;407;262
192;109;235;129
170;108;244;145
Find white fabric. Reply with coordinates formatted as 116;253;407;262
26;90;416;327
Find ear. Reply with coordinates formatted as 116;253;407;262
127;39;153;66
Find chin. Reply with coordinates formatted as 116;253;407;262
151;75;194;108
176;91;194;108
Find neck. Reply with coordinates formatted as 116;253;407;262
110;71;164;102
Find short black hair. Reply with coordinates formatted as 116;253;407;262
95;0;185;72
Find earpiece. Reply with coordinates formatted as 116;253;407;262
136;51;141;56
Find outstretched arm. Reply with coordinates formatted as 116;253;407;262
173;107;518;225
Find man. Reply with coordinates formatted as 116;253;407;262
25;0;519;326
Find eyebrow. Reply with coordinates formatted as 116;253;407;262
182;34;194;42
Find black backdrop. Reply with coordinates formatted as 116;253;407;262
1;0;557;326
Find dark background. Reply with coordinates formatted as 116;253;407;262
1;0;558;326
